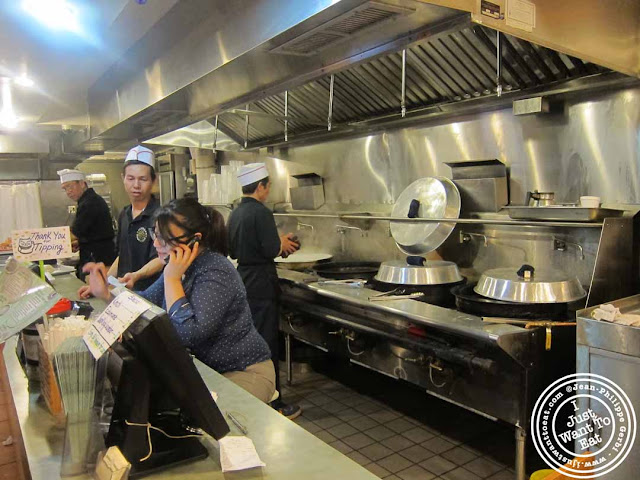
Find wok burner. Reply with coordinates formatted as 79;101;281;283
451;283;583;320
367;278;465;308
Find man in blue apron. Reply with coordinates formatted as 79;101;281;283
228;163;301;419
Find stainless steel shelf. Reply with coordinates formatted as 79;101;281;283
273;212;605;228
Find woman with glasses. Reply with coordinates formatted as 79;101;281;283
83;198;276;403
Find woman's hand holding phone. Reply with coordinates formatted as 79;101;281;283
164;239;200;281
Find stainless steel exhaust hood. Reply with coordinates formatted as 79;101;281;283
81;0;469;152
155;22;635;150
465;0;640;79
82;0;639;153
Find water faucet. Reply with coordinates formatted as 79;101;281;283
335;224;366;237
297;222;314;233
553;238;585;260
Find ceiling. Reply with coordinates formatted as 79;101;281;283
0;0;179;129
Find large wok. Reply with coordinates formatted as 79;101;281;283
274;252;332;271
312;261;380;280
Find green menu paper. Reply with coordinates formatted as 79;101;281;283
0;257;61;343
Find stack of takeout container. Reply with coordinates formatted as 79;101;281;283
36;315;90;420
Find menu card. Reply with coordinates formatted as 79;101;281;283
83;291;150;359
0;257;60;343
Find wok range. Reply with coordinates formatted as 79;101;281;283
453;264;587;320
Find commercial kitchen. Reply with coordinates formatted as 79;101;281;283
0;1;639;480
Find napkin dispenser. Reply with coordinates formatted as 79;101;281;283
290;173;325;210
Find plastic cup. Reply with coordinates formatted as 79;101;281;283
579;196;600;208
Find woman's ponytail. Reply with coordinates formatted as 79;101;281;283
204;206;228;256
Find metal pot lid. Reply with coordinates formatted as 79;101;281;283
375;259;462;285
390;177;461;255
474;264;586;304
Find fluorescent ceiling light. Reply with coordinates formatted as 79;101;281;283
22;0;80;33
14;76;35;88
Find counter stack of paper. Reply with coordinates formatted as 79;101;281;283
54;337;104;476
37;315;90;419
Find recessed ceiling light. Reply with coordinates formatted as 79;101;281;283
14;76;35;88
22;0;80;33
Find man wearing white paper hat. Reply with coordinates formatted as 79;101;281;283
58;169;116;279
228;162;301;419
78;145;164;298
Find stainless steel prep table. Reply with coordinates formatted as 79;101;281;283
4;274;379;480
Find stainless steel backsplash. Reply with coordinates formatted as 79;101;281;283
218;87;640;290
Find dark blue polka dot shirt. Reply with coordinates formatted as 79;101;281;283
139;250;271;373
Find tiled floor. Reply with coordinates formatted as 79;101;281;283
281;357;516;480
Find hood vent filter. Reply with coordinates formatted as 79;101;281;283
270;1;415;56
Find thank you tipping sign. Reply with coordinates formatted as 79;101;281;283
12;226;72;261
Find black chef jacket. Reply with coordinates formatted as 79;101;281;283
116;196;160;290
72;188;116;271
228;197;281;299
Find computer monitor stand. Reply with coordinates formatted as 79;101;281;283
106;344;209;478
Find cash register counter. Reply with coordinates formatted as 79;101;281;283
4;274;379;480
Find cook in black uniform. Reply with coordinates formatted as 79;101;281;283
78;146;164;298
228;162;301;419
58;169;116;279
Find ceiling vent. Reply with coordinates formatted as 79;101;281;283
270;1;415;56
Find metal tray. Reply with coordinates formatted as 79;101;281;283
505;206;624;222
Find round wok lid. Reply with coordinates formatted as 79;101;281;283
375;259;462;286
390;177;461;255
474;264;586;304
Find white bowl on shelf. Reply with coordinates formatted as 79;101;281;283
579;196;601;208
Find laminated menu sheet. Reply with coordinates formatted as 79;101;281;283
0;257;60;343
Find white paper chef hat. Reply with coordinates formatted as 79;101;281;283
124;145;155;168
237;163;269;186
57;169;86;184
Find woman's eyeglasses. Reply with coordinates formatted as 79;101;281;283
149;229;194;247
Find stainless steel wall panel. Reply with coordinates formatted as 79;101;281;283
257;88;640;292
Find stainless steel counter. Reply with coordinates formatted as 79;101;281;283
575;296;640;480
4;274;379;480
277;268;526;343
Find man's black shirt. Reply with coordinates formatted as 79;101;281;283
116;195;160;290
72;188;116;269
228;197;281;299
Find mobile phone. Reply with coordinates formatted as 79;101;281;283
185;236;199;248
108;275;126;288
165;236;199;263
